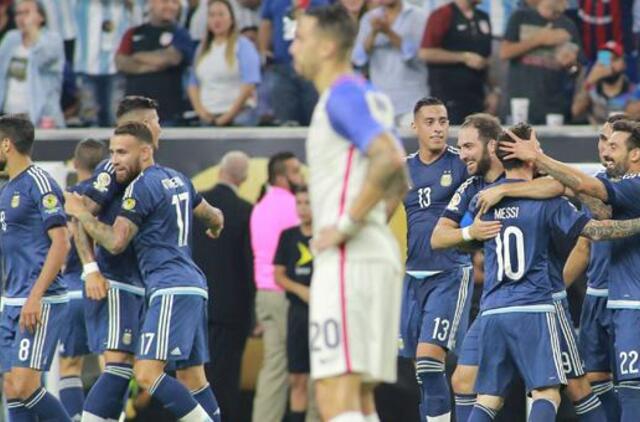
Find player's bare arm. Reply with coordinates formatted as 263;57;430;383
577;194;612;220
72;195;110;300
476;177;566;214
431;215;501;250
500;129;609;201
581;218;640;241
20;226;71;333
65;191;138;254
384;169;410;221
563;236;591;287
274;265;310;303
194;199;224;239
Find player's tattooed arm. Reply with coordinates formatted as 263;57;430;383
563;236;591;287
76;212;138;255
581;218;640;241
194;199;224;238
578;193;612;220
384;168;410;221
500;129;609;201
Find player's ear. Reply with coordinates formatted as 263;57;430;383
630;147;640;164
487;139;497;155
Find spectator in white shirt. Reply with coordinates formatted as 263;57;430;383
188;0;261;126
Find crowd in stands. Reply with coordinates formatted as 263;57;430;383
1;0;640;128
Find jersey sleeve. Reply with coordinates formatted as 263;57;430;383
119;176;154;227
326;79;392;152
273;230;290;266
548;198;591;241
441;177;478;224
30;173;67;231
84;161;124;208
600;176;640;214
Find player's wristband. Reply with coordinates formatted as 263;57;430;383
337;214;360;238
83;262;100;277
461;227;473;242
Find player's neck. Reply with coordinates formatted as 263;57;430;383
6;155;32;180
627;162;640;175
140;159;155;172
505;168;532;181
313;61;354;94
484;164;504;183
300;223;312;236
76;169;91;182
418;146;446;165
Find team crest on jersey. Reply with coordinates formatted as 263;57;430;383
122;198;136;211
122;330;132;346
440;171;453;187
447;192;462;211
42;193;58;210
93;172;111;193
10;193;19;208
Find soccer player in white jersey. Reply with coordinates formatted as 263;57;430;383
290;5;409;422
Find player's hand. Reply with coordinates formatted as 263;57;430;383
476;185;506;215
312;226;348;253
206;227;222;239
469;213;501;241
63;192;87;218
19;294;42;334
462;52;488;70
85;272;110;301
499;128;541;163
586;62;613;84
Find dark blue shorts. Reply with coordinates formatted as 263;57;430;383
137;293;209;369
59;293;90;358
458;316;480;366
84;285;145;355
553;295;585;379
579;293;615;374
399;266;473;358
612;308;640;381
0;301;69;372
476;311;566;396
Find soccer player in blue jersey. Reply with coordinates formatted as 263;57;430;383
65;122;225;422
563;116;625;422
501;118;640;421
68;96;160;422
0;116;72;421
467;126;640;422
57;139;107;420
398;96;474;422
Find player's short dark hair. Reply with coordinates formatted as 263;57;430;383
611;119;640;151
460;113;502;145
304;4;356;60
0;115;35;155
413;97;445;116
114;122;154;145
497;123;532;170
116;96;159;120
607;113;629;125
268;151;296;185
74;138;107;172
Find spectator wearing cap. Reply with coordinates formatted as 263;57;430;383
115;0;194;125
257;0;330;126
501;0;581;124
188;0;261;127
419;0;493;124
573;41;640;124
0;0;65;127
74;0;144;127
352;0;428;127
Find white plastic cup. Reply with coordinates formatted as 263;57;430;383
545;113;564;126
510;98;530;124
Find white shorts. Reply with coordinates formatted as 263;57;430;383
309;253;402;384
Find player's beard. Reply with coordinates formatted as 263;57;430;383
476;148;492;176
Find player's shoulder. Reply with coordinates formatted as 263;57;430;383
68;179;92;195
327;74;376;103
621;172;640;181
25;165;60;194
281;225;300;238
457;175;483;193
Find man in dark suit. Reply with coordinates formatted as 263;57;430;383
192;151;255;422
